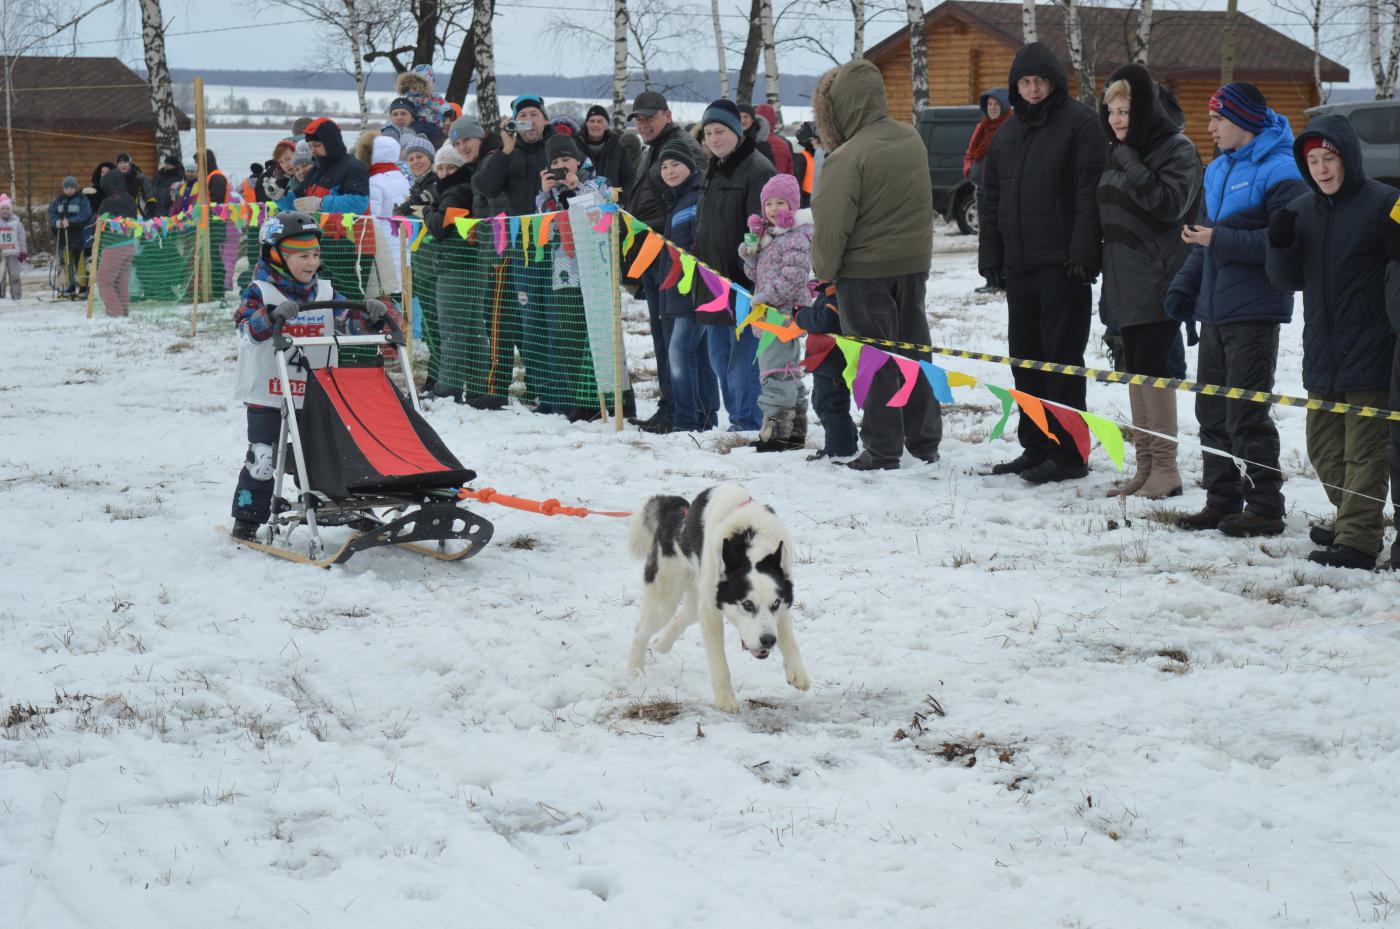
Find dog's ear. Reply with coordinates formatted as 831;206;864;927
721;529;754;576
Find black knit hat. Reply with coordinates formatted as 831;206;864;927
389;96;414;115
545;133;584;164
586;105;610;123
657;139;697;173
115;152;132;165
737;102;757;118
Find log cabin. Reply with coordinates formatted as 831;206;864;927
865;1;1349;161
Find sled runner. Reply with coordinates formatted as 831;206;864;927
231;302;493;566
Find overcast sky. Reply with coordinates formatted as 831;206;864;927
28;0;1377;87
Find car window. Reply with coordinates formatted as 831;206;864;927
1347;106;1400;144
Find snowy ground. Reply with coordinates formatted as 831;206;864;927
3;234;1399;928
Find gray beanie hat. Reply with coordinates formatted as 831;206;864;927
291;141;313;167
401;135;437;160
61;175;78;189
449;117;486;143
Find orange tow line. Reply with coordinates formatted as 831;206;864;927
457;487;631;518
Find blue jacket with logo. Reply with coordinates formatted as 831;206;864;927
1168;111;1307;326
658;174;702;319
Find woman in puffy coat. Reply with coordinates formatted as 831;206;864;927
1097;63;1202;499
1265;115;1397;570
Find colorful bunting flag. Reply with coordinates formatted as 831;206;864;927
1046;404;1092;463
985;384;1015;440
453;216;479;239
623;215;648;254
678;254;697;295
918;360;954;404
1008;389;1059;443
1081;411;1125;471
659;245;683;290
888;355;922;408
852;346;890;409
491;214;507;255
627;232;663;277
834;337;863;390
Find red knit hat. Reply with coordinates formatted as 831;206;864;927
1301;136;1340;157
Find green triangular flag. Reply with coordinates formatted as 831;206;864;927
1081;410;1126;471
756;308;785;356
835;337;863;389
985;384;1015;441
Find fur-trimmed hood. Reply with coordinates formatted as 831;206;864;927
396;70;434;97
353;128;379;167
812;59;887;152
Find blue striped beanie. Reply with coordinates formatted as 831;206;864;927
1209;82;1269;134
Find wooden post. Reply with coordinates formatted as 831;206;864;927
609;207;624;432
398;224;414;364
193;76;211;329
86;222;103;319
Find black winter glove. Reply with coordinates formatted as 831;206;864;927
980;267;1006;289
249;162;264;179
1068;264;1099;285
271;300;300;324
417;185;438;206
364;298;389;323
1267;208;1298;249
1110;142;1139;169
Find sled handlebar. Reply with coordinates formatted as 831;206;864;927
272;300;406;350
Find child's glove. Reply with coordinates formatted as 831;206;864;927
746;214;765;236
18;252;27;263
364;298;389;322
750;291;766;306
271;301;301;324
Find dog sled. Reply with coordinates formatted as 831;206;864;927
225;301;493;567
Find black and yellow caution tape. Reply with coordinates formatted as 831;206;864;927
842;336;1400;423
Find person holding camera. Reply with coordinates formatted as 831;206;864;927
473;93;555;216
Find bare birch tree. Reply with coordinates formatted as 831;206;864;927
472;0;499;124
1367;0;1400;99
1022;0;1037;42
136;0;181;162
852;0;866;57
906;0;928;113
277;0;376;127
1221;0;1239;84
711;0;730;96
1060;0;1095;105
759;0;783;122
1276;0;1341;102
1132;0;1152;65
613;0;630;130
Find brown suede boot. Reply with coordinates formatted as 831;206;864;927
1107;383;1152;496
1136;386;1183;499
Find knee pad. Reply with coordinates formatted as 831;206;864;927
244;443;275;481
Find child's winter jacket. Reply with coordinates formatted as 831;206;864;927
658;174;701;319
739;207;815;309
795;284;842;381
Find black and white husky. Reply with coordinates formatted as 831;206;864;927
627;485;810;712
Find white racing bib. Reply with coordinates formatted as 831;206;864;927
234;279;337;409
0;224;17;254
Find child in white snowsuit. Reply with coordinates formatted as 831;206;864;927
0;194;28;300
230;211;387;540
738;173;812;452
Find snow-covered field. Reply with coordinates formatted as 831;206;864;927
3;236;1399;927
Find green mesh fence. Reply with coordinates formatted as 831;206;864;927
89;208;626;414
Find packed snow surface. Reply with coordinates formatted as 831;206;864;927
2;235;1398;927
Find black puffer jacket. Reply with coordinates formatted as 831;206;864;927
692;135;776;295
584;130;638;203
473;127;555;216
1096;63;1202;330
624;122;707;232
97;169;138;219
395;172;438;218
424;164;479;239
1265;115;1397;393
978;42;1107;274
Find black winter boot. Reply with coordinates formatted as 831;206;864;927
1218;511;1285;538
1020;458;1088;485
231;519;260;541
1308;524;1336;547
1174;506;1235;532
1307;544;1377;570
991;451;1043;475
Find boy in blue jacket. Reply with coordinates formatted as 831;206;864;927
795;283;857;460
49;176;92;296
1165;83;1307;538
281;117;370;215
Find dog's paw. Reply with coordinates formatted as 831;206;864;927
627;657;646;679
787;666;811;691
713;692;740;713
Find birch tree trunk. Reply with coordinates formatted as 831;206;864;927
907;0;928;114
137;0;182;161
851;0;865;58
1386;0;1400;98
1134;0;1152;65
710;0;729;97
613;0;629;130
473;0;500;125
759;0;782;124
1062;0;1094;106
1022;0;1037;42
345;0;369;129
1310;0;1321;99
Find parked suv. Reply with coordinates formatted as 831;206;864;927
1304;100;1400;187
916;105;980;234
